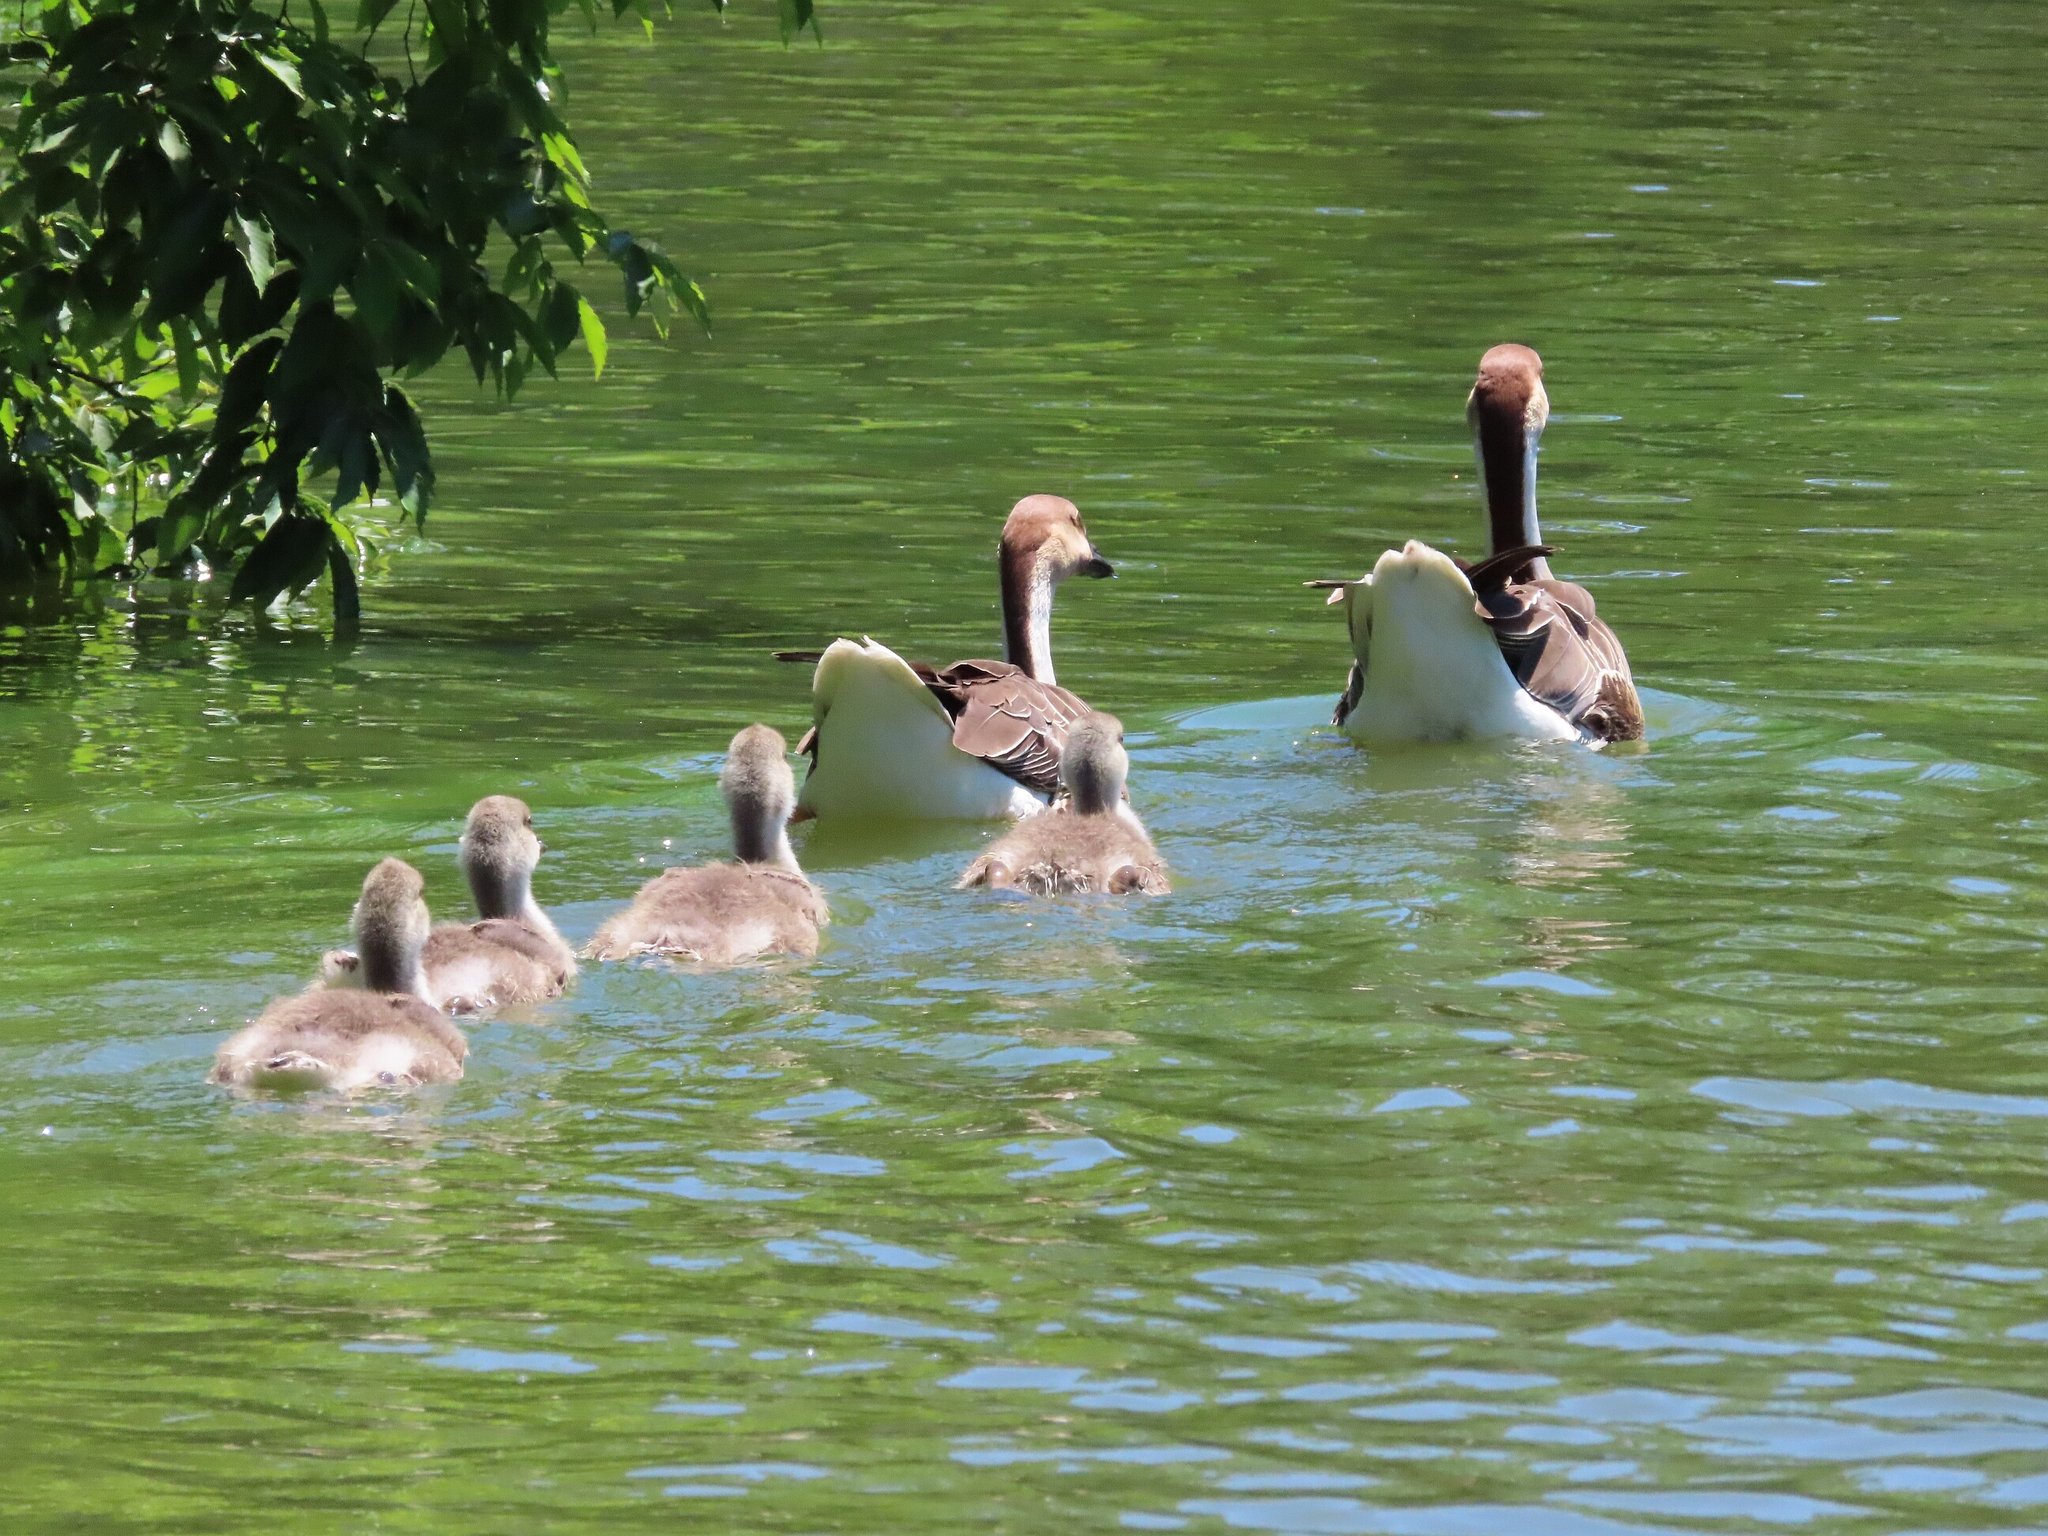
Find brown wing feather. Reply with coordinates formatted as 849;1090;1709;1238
1477;578;1643;743
1332;660;1364;728
788;646;1091;797
917;659;1091;799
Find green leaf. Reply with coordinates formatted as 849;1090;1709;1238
349;252;400;344
232;212;276;293
168;320;202;402
576;295;607;379
156;497;208;566
777;0;817;42
538;281;577;353
371;385;433;520
325;532;360;628
230;510;330;607
257;54;305;99
332;425;378;509
158;119;190;169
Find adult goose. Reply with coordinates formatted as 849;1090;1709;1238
211;859;468;1091
583;725;828;966
1312;345;1642;745
776;495;1115;820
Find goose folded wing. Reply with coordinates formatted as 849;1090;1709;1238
1332;660;1365;728
925;659;1089;798
1476;578;1641;741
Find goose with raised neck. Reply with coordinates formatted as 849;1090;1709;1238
583;724;828;966
1311;345;1643;745
958;713;1170;895
419;795;577;1010
775;495;1116;821
211;859;468;1091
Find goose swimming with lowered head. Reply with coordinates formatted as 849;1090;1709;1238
583;724;828;966
1311;344;1642;746
322;796;576;1012
774;494;1115;820
211;859;468;1091
958;713;1170;895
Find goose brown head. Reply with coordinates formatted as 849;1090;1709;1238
1001;494;1114;584
1467;343;1549;442
1465;344;1553;579
998;495;1113;684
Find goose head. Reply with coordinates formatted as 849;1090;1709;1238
352;857;432;997
998;495;1113;684
1060;711;1130;816
1001;494;1115;584
459;795;543;920
1465;344;1552;579
722;723;802;872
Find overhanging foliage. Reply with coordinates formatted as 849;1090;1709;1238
0;0;814;616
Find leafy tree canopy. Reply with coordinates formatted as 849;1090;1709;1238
0;0;814;619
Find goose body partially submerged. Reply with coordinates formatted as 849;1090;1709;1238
958;713;1170;895
212;859;468;1092
584;725;828;967
1316;345;1642;746
778;495;1114;821
322;796;576;1012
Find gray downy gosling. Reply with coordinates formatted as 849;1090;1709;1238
957;712;1170;895
320;797;575;1012
211;858;469;1091
583;724;828;966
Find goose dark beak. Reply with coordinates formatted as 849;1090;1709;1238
1083;553;1115;579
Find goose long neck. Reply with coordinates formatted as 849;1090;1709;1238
733;803;800;873
358;925;423;998
1069;770;1121;817
1000;543;1057;685
465;857;527;921
1476;413;1552;582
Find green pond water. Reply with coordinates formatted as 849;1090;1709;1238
5;1;2047;1529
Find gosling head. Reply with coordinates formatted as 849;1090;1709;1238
1060;712;1130;817
352;857;432;996
722;724;800;871
460;795;543;919
1000;495;1114;587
